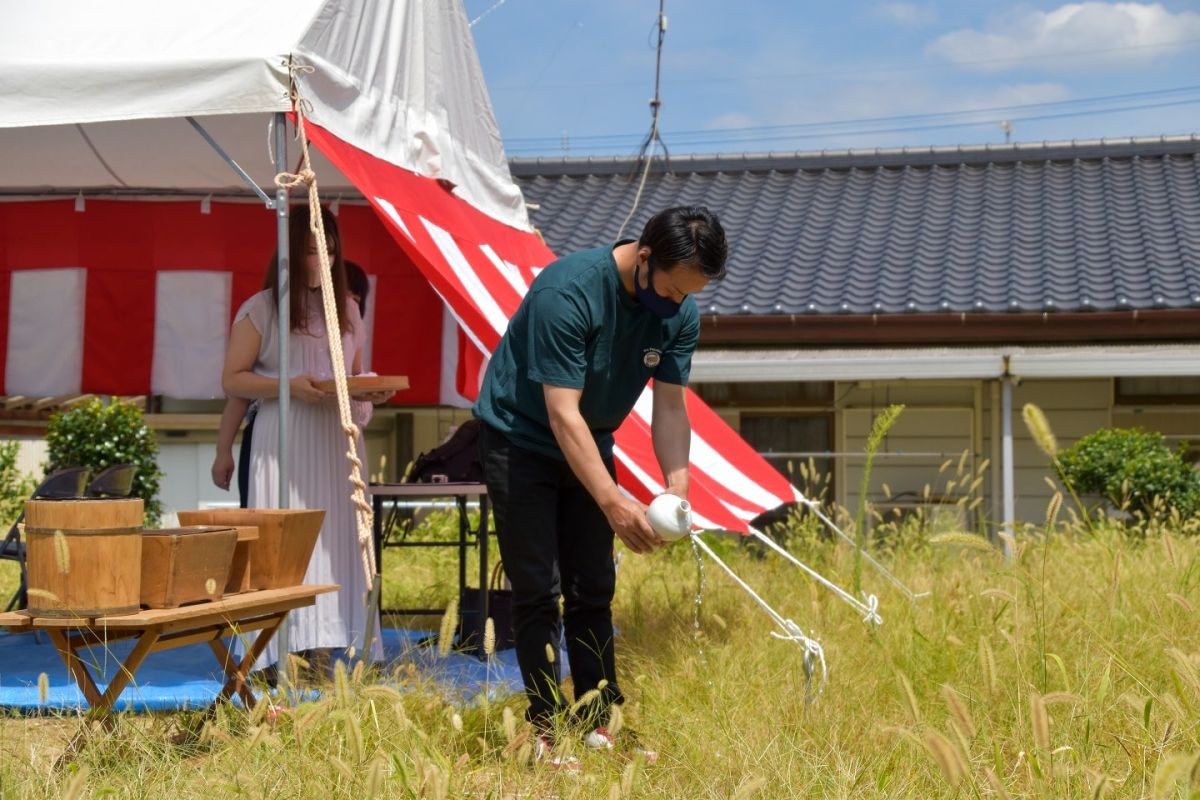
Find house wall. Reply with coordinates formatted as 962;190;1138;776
697;375;1196;531
1001;379;1111;523
839;381;979;528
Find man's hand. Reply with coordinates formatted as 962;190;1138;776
211;451;235;491
289;375;330;403
602;493;663;554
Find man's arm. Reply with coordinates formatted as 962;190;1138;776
543;384;663;554
651;380;691;500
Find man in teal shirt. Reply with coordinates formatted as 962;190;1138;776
474;206;728;763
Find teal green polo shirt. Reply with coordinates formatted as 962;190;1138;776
474;243;700;460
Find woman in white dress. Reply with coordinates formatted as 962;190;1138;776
222;205;390;669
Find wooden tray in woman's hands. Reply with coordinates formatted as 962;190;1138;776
313;375;409;393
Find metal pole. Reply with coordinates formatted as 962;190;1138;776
990;379;1002;540
1001;375;1015;561
274;111;292;684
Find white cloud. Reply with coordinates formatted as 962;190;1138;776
810;81;1071;126
928;2;1200;71
707;81;1074;151
874;2;938;28
703;111;756;130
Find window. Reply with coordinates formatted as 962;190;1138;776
738;413;834;497
1115;377;1200;405
693;381;833;408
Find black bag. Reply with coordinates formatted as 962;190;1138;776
406;418;483;484
459;561;515;658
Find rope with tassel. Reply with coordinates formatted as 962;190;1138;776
274;66;377;585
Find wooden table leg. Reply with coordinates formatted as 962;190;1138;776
46;629;104;711
209;615;284;707
96;629;161;717
47;626;161;767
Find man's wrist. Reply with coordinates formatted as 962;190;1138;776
596;484;624;512
664;479;689;499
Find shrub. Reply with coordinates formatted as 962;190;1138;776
45;397;163;525
1056;427;1200;521
0;441;35;529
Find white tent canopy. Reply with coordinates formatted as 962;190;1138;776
0;0;528;229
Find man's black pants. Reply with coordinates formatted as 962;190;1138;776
479;423;624;728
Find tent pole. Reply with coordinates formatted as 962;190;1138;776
274;111;292;686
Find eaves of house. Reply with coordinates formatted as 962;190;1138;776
511;136;1200;347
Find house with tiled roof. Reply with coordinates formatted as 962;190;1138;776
512;136;1200;527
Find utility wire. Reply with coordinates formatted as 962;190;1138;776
505;92;1200;154
505;83;1200;145
640;97;1200;150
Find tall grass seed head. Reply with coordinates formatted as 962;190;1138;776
1022;403;1058;459
437;596;459;658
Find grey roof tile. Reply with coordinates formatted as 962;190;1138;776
512;136;1200;315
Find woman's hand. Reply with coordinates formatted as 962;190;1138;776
352;389;395;405
289;375;330;403
211;451;235;491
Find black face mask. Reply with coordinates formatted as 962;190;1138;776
633;257;683;319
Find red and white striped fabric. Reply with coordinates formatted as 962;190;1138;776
307;123;801;534
0;199;472;407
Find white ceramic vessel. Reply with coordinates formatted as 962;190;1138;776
646;493;693;541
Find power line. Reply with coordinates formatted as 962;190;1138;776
502;84;1200;151
663;97;1200;149
504;96;1200;155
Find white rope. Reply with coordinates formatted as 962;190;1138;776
274;68;376;586
791;494;930;603
469;0;510;27
690;533;827;699
748;526;883;626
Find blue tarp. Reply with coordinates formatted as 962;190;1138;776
0;628;560;711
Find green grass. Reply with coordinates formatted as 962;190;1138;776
1;517;1199;798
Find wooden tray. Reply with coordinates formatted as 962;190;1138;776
313;375;408;393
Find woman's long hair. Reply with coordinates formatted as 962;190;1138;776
263;204;350;334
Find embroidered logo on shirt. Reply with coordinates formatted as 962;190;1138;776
643;348;662;368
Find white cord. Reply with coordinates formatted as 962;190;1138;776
691;533;827;698
748;527;883;626
615;136;656;240
470;0;510;27
789;495;930;603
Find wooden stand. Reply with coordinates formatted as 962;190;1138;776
0;584;336;763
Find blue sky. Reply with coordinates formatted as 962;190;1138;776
464;0;1200;157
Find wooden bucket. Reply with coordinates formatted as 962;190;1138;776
176;508;324;590
26;498;144;617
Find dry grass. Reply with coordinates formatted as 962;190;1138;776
0;518;1198;797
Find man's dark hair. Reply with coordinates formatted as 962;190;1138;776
345;260;370;317
638;206;728;279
